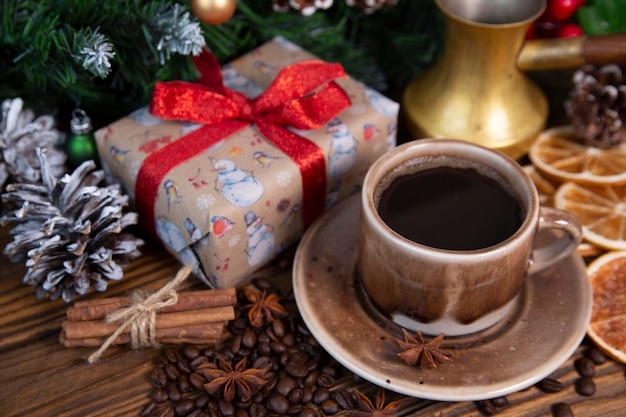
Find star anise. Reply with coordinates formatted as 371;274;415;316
198;357;269;401
349;388;400;417
243;288;288;327
396;328;452;368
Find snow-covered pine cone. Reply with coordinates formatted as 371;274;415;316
565;64;626;148
273;0;333;16
0;98;67;191
0;148;144;302
345;0;398;14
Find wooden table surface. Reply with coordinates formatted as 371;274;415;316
0;220;625;417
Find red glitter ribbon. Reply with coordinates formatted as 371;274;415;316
136;50;350;236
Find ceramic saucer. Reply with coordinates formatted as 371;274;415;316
293;194;592;402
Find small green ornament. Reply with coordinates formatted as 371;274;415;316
65;109;99;168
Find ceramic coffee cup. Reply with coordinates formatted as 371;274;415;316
358;139;582;336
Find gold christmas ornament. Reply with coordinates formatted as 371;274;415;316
190;0;237;25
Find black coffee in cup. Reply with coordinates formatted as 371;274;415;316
377;165;523;250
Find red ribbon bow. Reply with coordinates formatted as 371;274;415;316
136;50;351;236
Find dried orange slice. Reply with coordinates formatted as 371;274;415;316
554;182;626;251
586;251;626;364
528;126;626;186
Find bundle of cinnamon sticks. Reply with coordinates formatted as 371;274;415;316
60;288;237;347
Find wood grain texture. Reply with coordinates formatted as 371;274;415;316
0;227;624;417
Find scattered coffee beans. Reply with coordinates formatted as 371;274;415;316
144;279;373;417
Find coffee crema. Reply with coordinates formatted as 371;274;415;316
377;166;523;250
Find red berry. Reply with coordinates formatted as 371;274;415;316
557;22;584;37
544;0;585;22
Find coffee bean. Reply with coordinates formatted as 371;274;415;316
321;365;336;377
156;407;175;417
491;396;508;407
189;373;206;390
218;399;235;416
477;400;497;416
242;329;257;348
537;377;565;393
195;394;210;409
165;348;178;363
286;404;303;415
178;375;192;393
317;373;335;388
174;399;196;416
551;402;573;417
313;387;330;404
167;383;182;401
275;376;297;397
304;370;319;387
249;403;267;417
575;377;596;396
190;355;209;369
288;387;304;404
321;399;339;414
151;368;168;388
252;277;272;290
265;326;279;342
165;363;181;380
139;401;156;417
282;333;296;347
267;393;290;414
257;342;271;356
252;356;273;371
333;390;354;409
285;363;309;378
181;345;201;360
176;359;192;375
585;347;607;365
574;357;595;377
270;341;287;354
301;386;314;403
272;319;286;338
230;335;242;354
257;333;271;344
151;387;169;404
298;407;317;417
234;409;248;417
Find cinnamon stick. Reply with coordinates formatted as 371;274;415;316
67;288;237;321
60;322;225;347
62;306;235;340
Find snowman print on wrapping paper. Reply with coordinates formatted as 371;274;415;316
213;158;264;208
327;118;358;179
244;210;275;266
155;215;203;276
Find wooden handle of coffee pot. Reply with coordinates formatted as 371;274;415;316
518;34;626;71
583;34;626;67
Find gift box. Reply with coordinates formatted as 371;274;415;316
95;36;399;288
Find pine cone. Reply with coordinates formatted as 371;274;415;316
0;148;144;302
345;0;398;14
273;0;333;16
565;64;626;148
0;98;67;190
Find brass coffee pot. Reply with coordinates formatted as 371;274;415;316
402;0;626;159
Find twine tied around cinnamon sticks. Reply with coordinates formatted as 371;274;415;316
61;267;236;361
86;265;193;363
